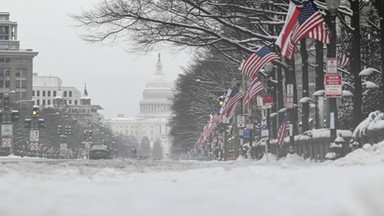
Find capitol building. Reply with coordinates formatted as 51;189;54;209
104;54;174;155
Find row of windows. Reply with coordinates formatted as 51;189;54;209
0;92;26;100
35;99;79;106
0;59;27;64
0;79;26;89
68;108;90;114
0;68;27;77
145;94;172;99
33;90;72;97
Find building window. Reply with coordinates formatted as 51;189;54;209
32;90;35;96
0;80;10;88
0;68;10;77
14;58;27;64
37;91;40;96
15;68;27;77
16;80;26;89
0;26;9;40
42;91;46;97
74;100;78;105
47;100;51;105
69;91;72;97
53;91;56;97
47;91;51;97
42;100;46;105
63;91;67;97
0;58;10;63
68;100;72;104
36;99;40;105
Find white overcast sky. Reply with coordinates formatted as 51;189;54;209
2;0;193;119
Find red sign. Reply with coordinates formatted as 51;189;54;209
263;96;273;104
325;74;342;98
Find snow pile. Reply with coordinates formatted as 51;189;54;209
334;141;384;166
353;111;384;142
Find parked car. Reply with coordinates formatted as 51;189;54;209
89;145;111;160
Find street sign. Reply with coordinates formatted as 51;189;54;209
237;115;245;128
327;58;337;73
262;96;273;109
325;74;342;98
256;95;263;109
30;142;39;151
246;116;253;130
60;143;67;150
1;125;13;136
287;84;294;97
287;84;294;109
2;138;12;147
243;129;250;139
257;95;263;109
261;119;268;138
30;130;39;142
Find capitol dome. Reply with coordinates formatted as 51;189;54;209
138;54;174;119
145;71;173;89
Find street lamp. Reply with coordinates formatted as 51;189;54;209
358;68;381;76
325;0;341;143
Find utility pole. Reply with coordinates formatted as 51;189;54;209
1;93;19;155
24;106;44;156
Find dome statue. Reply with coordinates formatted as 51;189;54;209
144;53;174;89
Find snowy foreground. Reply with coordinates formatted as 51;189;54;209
1;143;384;216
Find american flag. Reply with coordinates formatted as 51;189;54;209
337;53;350;68
240;46;280;78
202;114;220;138
292;0;327;43
285;0;328;59
220;87;243;120
277;113;290;148
276;1;301;58
308;22;330;44
244;77;264;109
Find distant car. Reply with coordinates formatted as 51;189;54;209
89;145;111;160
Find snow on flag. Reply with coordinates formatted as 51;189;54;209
277;113;290;148
240;46;280;78
220;87;243;120
244;77;264;109
275;1;301;58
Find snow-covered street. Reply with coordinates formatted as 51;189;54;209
1;142;384;216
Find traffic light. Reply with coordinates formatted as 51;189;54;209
38;119;45;129
57;125;62;135
24;119;32;128
32;107;39;118
219;96;225;106
89;130;93;139
11;110;19;122
3;94;9;111
64;125;72;135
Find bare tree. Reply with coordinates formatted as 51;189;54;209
72;0;290;63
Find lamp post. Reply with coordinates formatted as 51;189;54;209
325;0;341;143
313;90;326;129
